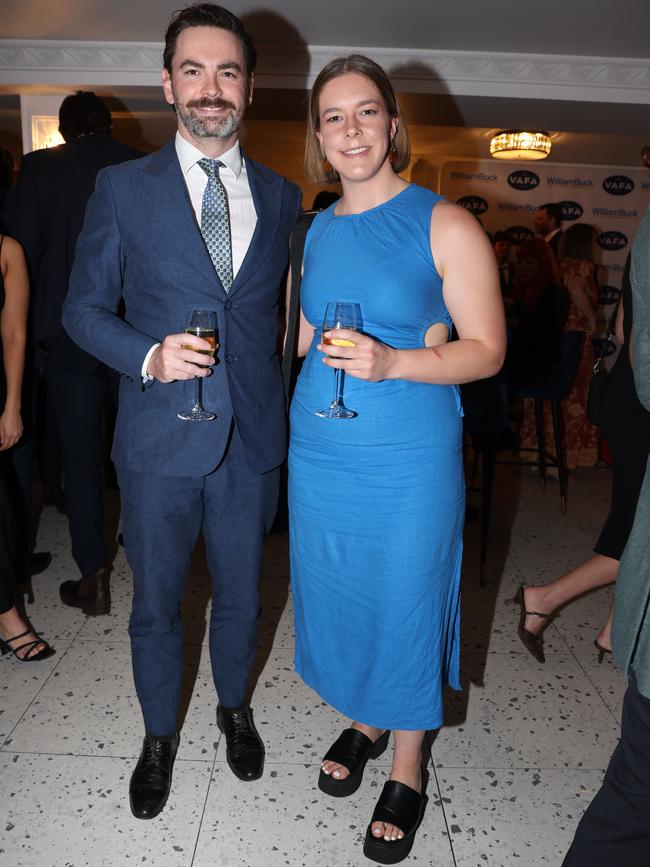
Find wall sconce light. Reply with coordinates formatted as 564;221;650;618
31;116;65;150
490;130;551;161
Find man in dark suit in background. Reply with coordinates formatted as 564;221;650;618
12;92;140;616
63;4;302;820
493;230;514;299
533;202;564;257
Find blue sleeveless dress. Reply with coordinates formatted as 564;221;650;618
288;184;463;730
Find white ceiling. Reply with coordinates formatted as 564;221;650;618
1;0;649;167
3;0;649;58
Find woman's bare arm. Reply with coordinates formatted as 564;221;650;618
0;236;29;450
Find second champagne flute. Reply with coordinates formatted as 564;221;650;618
178;309;218;421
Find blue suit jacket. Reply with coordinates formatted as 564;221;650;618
62;140;302;477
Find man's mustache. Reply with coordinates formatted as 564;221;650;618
186;98;237;112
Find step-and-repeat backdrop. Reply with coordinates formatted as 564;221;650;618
440;160;650;334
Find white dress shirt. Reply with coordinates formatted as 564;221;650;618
142;132;258;380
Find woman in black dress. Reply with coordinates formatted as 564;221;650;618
514;257;650;662
0;231;54;661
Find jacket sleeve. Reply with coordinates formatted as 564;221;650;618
62;168;157;383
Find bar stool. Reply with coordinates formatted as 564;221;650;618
513;330;585;513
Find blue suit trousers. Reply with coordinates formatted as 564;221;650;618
118;425;279;736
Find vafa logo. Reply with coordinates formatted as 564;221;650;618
506;226;534;244
456;195;489;216
599;285;621;306
559;201;583;221
507;170;540;191
602;175;634;196
597;231;628;251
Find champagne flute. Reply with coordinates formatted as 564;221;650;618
177;309;218;421
315;301;360;419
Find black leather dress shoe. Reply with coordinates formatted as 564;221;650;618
26;551;53;577
129;733;179;820
59;568;110;616
217;704;265;781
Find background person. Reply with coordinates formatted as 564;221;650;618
515;255;650;663
562;207;650;867
518;223;600;468
12;91;141;616
533;201;563;257
0;229;54;661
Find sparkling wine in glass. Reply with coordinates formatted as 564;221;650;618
315;301;360;420
178;309;218;421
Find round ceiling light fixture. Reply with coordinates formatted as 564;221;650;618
489;129;551;161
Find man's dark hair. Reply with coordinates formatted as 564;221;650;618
493;230;512;244
539;202;563;228
58;91;112;140
163;3;257;75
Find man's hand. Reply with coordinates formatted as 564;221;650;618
147;333;216;383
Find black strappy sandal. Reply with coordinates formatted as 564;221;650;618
363;768;429;864
318;728;390;797
0;629;55;662
513;585;556;663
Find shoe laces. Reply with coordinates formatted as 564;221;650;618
229;711;250;735
137;739;172;786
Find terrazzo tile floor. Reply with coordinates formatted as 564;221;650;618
1;464;625;866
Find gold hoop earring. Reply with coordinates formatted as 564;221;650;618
322;156;333;173
389;139;397;164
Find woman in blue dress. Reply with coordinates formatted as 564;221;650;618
288;55;505;864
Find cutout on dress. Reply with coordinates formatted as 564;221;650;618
424;321;449;348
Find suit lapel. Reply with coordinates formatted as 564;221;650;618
138;141;227;297
229;154;282;298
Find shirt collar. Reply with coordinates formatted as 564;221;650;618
544;228;561;242
175;131;243;180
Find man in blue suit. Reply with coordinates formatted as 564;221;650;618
63;4;302;819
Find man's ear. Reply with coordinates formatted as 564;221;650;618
162;68;174;107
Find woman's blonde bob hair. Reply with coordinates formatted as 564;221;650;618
304;54;411;184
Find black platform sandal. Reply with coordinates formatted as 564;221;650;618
0;629;56;662
318;728;390;797
363;768;429;865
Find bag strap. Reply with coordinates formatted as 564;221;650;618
592;306;618;374
282;210;317;408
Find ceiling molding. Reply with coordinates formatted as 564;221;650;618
1;39;649;104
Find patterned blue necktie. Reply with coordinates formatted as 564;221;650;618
198;158;233;292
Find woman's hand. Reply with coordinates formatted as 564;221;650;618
318;328;396;382
0;406;23;451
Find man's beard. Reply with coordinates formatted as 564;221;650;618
174;95;243;140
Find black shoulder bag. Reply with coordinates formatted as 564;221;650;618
281;210;317;409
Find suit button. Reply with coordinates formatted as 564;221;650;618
225;353;234;364
224;300;232;311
